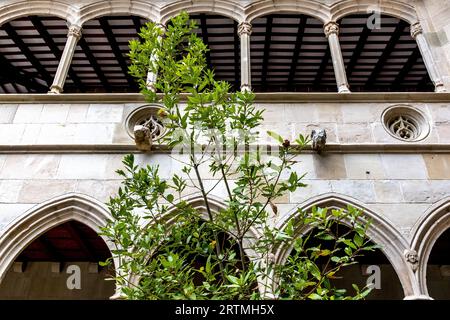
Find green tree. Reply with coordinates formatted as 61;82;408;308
101;12;377;300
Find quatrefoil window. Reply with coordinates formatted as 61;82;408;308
125;104;167;141
382;105;429;142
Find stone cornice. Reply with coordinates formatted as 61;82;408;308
1;92;450;103
0;143;450;154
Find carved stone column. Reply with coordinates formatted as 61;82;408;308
238;22;252;92
411;22;446;92
49;25;82;94
146;23;166;92
324;21;350;93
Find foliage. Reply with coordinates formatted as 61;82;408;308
101;12;377;300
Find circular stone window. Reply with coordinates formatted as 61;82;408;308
381;105;430;142
125;104;167;142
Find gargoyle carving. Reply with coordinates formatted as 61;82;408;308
311;128;327;154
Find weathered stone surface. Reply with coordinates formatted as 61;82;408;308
423;154;450;179
313;154;346;179
0;180;23;203
75;180;121;202
0;104;18;124
401;180;450;203
341;104;382;123
284;104;316;123
21;124;41;144
57;155;108;179
66;104;89;123
381;154;428;179
290;180;333;203
291;154;316;179
344;154;386;179
0;124;25;144
0;203;35;231
112;123;131;144
18;180;77;203
315;104;343;123
13;104;43;124
436;123;450;143
296;123;338;144
39;104;70;123
373;180;404;203
370;203;430;231
330;180;376;203
337;123;374;143
86;104;124;123
0;155;61;179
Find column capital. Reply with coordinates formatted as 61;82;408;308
238;21;252;36
324;21;339;38
68;25;82;39
410;22;423;39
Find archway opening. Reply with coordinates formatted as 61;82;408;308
134;217;257;299
66;15;149;93
0;220;114;299
280;224;404;299
250;14;335;92
338;14;433;92
426;228;450;299
0;15;68;93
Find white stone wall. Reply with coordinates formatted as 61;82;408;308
0;98;449;240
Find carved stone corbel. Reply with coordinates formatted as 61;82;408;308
404;249;419;272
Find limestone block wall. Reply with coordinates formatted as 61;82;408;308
0;93;449;299
0;95;448;236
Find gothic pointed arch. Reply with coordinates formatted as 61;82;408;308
273;193;417;298
0;193;117;284
411;197;450;297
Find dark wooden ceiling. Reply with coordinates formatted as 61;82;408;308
0;13;433;93
17;221;111;262
428;228;450;265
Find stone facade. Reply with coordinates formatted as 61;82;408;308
0;0;449;300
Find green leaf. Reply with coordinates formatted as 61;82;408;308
267;131;284;144
308;293;323;300
226;275;240;285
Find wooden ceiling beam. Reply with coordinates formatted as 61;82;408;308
288;16;307;89
3;22;53;86
261;16;273;90
99;17;137;90
77;37;111;91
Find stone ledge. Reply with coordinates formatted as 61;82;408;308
1;92;450;103
1;143;450;154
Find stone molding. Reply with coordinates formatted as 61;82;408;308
410;197;450;297
271;192;418;298
0;193;118;286
0;0;420;29
1;143;450;154
1;92;450;103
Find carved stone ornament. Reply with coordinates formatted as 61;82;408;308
238;22;252;36
404;249;419;272
324;21;339;37
410;22;423;39
125;104;167;152
311;128;327;154
68;25;82;39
